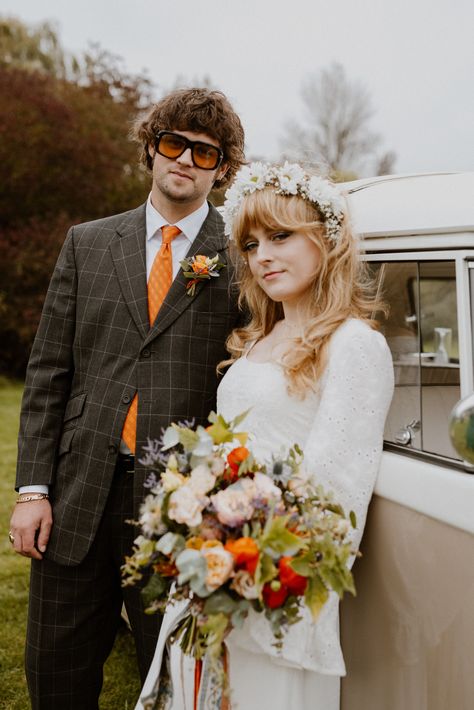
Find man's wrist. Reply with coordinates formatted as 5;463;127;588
18;485;49;495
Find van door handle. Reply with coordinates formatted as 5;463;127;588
395;419;421;446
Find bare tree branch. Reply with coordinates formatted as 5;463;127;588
280;63;395;177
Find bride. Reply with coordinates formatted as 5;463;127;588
136;162;394;709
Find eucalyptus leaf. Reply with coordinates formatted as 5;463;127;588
231;601;251;628
161;426;180;451
141;573;168;607
156;532;185;557
203;591;238;615
176;549;210;597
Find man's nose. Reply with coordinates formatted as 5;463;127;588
176;147;194;166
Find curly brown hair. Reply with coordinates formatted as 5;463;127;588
133;88;245;189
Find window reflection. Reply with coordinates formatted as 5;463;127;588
370;261;460;460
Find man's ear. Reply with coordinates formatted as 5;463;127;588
147;145;155;169
216;163;229;182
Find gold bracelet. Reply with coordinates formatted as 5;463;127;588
16;493;49;504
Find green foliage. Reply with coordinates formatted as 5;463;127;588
141;573;168;608
0;17;66;77
178;427;200;452
0;17;152;377
255;552;277;586
304;574;329;620
195;612;228;660
260;515;305;557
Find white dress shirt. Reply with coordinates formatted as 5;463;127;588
20;196;210;494
145;194;209;279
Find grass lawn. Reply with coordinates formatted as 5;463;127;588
0;380;141;709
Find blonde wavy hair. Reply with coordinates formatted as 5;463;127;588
221;187;385;397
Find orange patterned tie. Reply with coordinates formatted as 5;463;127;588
121;225;181;453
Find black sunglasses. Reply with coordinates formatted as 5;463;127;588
154;131;224;171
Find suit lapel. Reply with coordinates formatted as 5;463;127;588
144;204;227;345
109;203;149;339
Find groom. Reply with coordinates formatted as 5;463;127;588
10;87;245;709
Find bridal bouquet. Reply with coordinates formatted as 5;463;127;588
123;412;356;703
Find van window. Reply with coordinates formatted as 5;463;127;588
371;261;460;459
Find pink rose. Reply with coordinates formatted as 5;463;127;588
211;480;255;527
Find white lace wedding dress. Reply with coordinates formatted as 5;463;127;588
137;319;394;709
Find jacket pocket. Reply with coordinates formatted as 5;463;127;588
63;392;87;423
58;427;76;456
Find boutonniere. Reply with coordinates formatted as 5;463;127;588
180;254;225;296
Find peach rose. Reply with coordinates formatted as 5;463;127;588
201;544;234;591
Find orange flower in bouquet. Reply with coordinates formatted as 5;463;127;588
225;536;260;575
225;445;250;481
279;556;308;596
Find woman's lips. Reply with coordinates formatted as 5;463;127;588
263;271;283;280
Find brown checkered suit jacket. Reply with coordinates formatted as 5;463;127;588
16;202;240;566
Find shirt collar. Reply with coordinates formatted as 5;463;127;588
145;194;209;244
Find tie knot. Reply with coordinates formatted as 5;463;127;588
162;225;181;244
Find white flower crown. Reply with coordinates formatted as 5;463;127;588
223;161;346;243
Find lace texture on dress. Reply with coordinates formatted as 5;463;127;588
217;318;394;675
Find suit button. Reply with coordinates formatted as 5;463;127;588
122;394;131;404
108;444;118;454
141;349;151;358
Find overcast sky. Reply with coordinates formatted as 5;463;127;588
1;0;473;175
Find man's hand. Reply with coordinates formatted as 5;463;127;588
9;500;53;559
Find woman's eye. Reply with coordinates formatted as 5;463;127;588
242;241;258;252
271;232;291;242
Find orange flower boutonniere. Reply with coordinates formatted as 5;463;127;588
180;254;225;296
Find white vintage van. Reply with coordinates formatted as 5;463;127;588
340;172;474;710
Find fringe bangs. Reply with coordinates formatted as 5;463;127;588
232;189;323;249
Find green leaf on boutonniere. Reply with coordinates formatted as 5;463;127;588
180;254;225;296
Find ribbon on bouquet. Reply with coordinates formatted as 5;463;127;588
137;602;230;710
138;602;190;710
193;646;230;710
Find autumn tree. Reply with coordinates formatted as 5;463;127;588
280;63;396;179
0;17;153;376
0;16;68;77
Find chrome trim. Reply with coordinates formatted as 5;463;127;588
383;441;474;474
344;171;457;194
